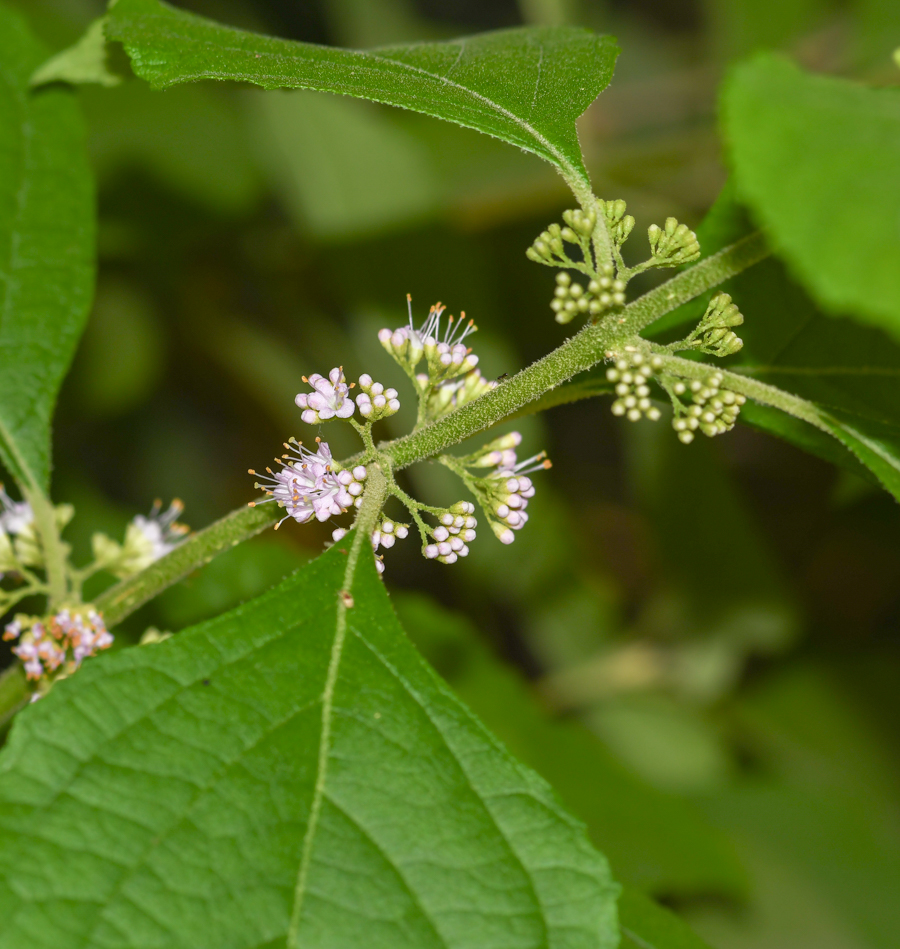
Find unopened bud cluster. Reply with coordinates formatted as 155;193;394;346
606;350;664;422
356;374;400;420
684;292;744;357
551;269;626;325
647;217;701;266
527;207;595;268
423;502;477;565
669;371;746;443
600;199;635;246
528;198;707;329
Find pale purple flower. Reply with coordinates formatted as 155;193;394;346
250;440;363;528
0;485;33;535
130;499;188;562
295;368;355;424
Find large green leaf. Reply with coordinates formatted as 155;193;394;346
722;55;900;339
0;540;618;949
0;3;95;493
102;0;619;197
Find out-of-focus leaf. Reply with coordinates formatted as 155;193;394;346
703;0;829;61
0;3;94;492
30;17;123;87
0;542;619;948
619;887;714;949
687;662;900;949
75;278;163;416
104;0;620;197
722;55;900;338
629;424;796;656
82;80;261;214
249;90;437;238
396;591;747;899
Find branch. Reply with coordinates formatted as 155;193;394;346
93;234;769;629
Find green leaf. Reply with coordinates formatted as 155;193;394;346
619;887;714;949
0;3;95;493
103;0;619;198
396;592;747;900
30;17;123;88
722;55;900;339
0;541;618;948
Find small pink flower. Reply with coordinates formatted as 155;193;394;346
295;368;355;424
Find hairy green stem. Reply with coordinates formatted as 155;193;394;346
94;503;276;626
89;234;769;631
611;231;768;337
23;487;68;609
660;354;831;433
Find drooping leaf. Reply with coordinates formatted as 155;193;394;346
619;887;714;949
396;591;747;900
102;0;619;196
0;3;95;493
0;541;619;948
722;55;900;339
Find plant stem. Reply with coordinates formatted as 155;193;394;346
613;231;768;337
94;503;276;626
23;487;68;609
91;233;770;630
659;354;831;433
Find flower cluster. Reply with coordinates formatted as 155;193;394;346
669;371;746;443
4;608;112;687
606;351;664;422
93;500;188;578
457;433;550;545
0;485;73;571
0;485;32;536
647;217;701;266
380;297;496;423
249;301;546;576
250;438;366;527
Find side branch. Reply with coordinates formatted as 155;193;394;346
93;234;768;628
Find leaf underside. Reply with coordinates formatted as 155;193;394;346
0;542;618;949
103;0;619;193
0;4;95;493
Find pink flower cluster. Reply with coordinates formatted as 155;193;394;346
250;439;366;528
4;609;113;683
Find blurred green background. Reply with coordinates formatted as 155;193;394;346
3;0;900;946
